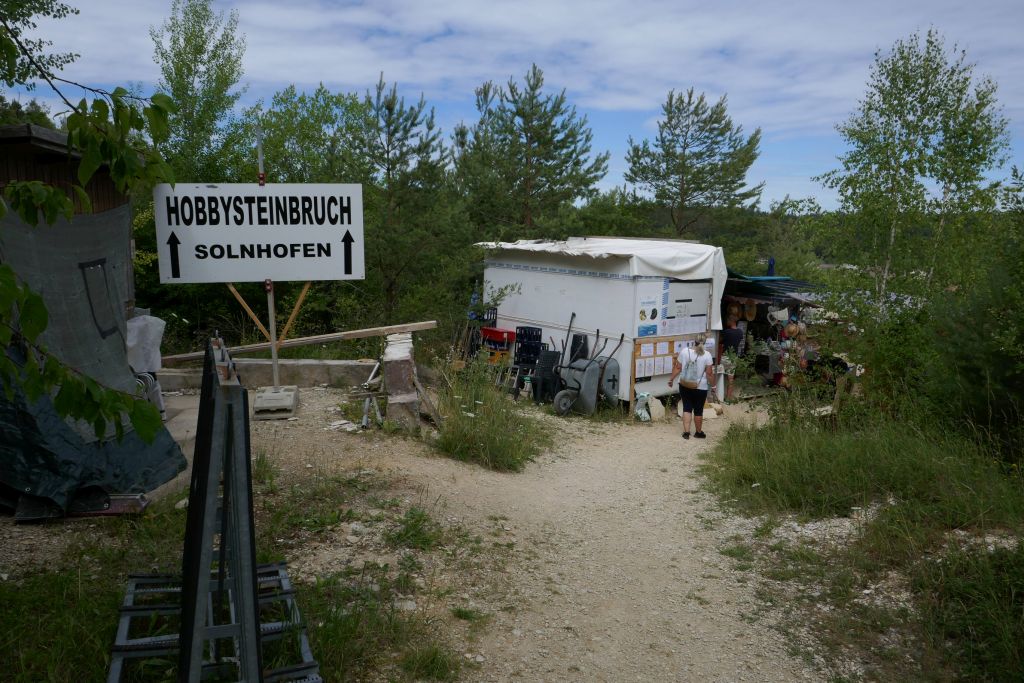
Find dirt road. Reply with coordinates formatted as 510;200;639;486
319;402;819;682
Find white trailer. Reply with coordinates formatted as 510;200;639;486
481;237;728;406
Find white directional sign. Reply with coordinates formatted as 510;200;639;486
153;183;364;283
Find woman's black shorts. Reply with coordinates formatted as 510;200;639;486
678;386;708;416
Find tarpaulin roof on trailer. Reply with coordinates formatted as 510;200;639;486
478;237;729;329
725;268;822;303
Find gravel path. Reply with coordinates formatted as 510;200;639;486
356;406;820;682
0;388;821;681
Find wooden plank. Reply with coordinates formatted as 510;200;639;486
163;320;439;364
412;374;443;427
277;281;312;348
226;283;271;342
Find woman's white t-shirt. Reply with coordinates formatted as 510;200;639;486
677;347;715;390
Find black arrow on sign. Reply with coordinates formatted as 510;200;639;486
342;230;354;275
167;231;181;279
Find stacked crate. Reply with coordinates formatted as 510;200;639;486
514;326;543;367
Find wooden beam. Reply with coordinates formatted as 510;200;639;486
226;283;271;342
163;320;439;364
277;281;312;349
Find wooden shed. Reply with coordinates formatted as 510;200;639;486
0;123;129;212
0;122;134;305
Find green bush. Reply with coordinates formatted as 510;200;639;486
923;244;1024;462
434;360;550;471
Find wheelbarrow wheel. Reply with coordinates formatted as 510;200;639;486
553;389;575;416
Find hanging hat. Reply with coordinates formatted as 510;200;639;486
744;303;757;321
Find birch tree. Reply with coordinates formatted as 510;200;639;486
819;30;1009;305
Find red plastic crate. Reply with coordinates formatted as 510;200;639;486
480;327;516;343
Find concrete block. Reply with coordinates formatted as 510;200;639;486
383;334;419;429
158;359;377;390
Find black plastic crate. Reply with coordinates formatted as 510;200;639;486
515;326;542;343
514;341;546;366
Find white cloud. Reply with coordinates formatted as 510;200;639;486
8;0;1023;208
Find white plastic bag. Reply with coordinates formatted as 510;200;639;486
634;392;651;422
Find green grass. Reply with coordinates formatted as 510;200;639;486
434;359;551;471
720;541;755;563
0;496;186;682
252;447;279;491
450;606;487;622
386;506;443;550
705;417;1024;528
703;403;1024;681
298;565;458;681
914;542;1024;680
0;469;461;682
399;644;461;681
256;470;381;562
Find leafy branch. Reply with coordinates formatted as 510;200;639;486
0;4;177;441
0;264;163;441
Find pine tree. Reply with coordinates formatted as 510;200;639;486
626;88;762;235
456;65;609;238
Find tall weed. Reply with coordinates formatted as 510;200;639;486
705;390;1024;680
915;542;1024;679
705;410;1024;527
435;360;550;471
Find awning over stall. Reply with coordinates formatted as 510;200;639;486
724;268;821;303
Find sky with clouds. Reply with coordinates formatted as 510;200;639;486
15;0;1024;209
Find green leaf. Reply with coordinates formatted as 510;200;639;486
0;36;18;86
143;106;169;142
41;191;72;224
130;399;162;443
78;143;103;187
90;97;109;122
22;368;43;401
0;265;17;313
29;181;48;204
0;357;17;400
53;381;78;416
19;291;48;341
72;185;92;214
150;92;176;114
92;416;107;441
42;356;63;385
82;377;103;402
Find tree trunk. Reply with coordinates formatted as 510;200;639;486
879;215;899;307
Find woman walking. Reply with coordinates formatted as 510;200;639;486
668;335;716;439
